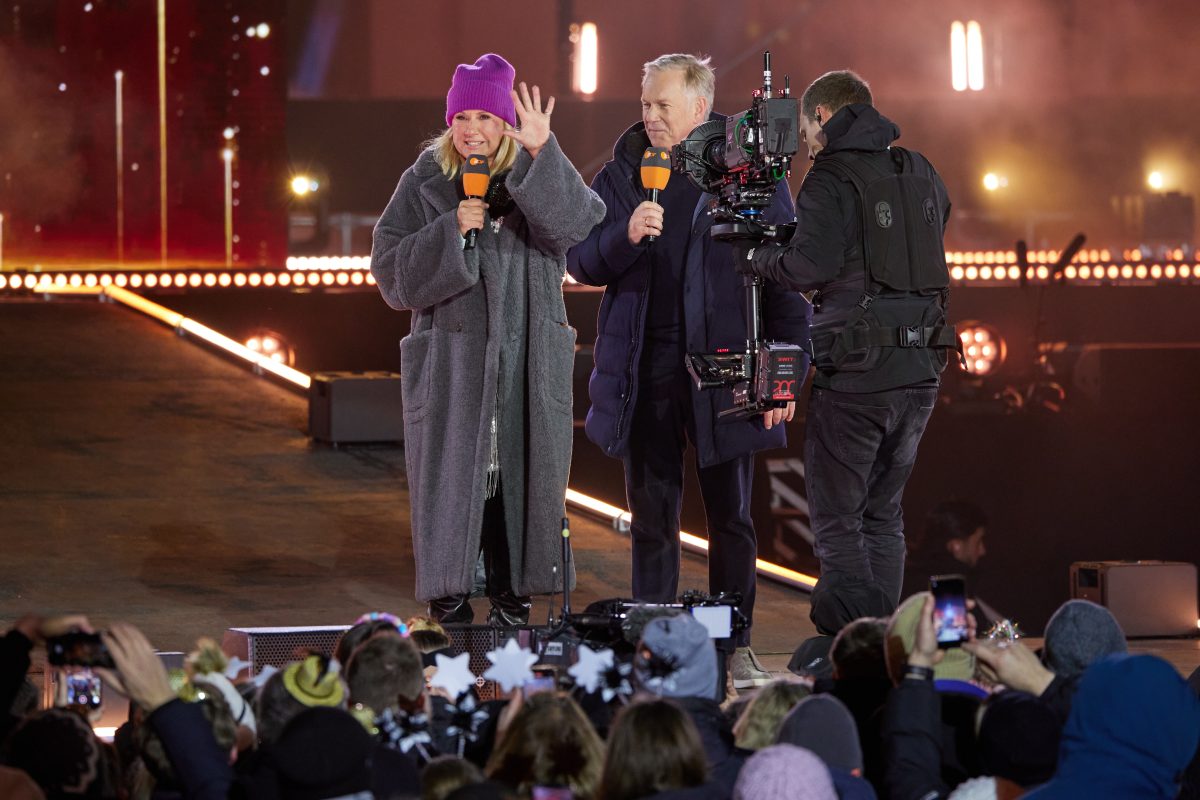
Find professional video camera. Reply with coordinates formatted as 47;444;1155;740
671;52;807;420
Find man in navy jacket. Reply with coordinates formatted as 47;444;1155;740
567;54;811;688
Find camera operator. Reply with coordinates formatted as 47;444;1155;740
567;54;811;689
736;71;956;617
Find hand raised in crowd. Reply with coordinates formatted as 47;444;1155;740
457;198;489;238
964;636;1055;696
503;81;555;159
909;593;979;669
627;201;664;246
762;402;795;430
98;623;176;714
12;613;94;642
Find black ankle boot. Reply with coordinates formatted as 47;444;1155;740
429;594;474;624
487;592;532;627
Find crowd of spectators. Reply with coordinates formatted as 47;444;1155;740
2;595;1198;800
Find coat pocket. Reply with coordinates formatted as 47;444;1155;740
543;321;577;411
399;328;435;420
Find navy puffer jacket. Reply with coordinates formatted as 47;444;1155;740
566;118;812;467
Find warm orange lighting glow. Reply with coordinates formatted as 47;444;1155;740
248;273;262;287
966;21;984;90
958;322;1006;376
573;22;599;96
1147;171;1165;190
234;273;247;286
279;272;292;286
263;272;277;287
188;273;201;287
203;273;217;287
218;273;231;287
950;21;967;91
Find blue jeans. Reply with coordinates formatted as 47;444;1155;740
805;384;938;604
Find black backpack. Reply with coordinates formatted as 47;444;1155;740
809;146;963;371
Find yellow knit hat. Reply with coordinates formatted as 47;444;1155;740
282;655;345;707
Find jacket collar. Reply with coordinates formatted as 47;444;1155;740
414;149;463;213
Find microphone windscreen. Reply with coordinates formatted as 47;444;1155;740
640;148;671;192
462;154;490;198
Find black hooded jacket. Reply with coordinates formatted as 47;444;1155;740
747;104;952;393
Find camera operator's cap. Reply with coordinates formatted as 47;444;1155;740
446;53;517;128
640;147;672;191
634;612;719;700
884;592;975;683
283;654;345;708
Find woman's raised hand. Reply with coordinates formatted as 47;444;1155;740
503;81;555;158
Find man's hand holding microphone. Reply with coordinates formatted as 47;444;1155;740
629;148;671;246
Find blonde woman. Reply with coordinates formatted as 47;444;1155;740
371;54;604;625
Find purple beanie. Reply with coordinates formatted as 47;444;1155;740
446;54;517;128
734;745;837;800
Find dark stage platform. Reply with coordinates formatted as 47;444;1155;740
0;298;816;671
1;296;1196;678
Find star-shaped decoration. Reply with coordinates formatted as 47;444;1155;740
567;645;614;694
224;656;252;680
600;659;635;703
429;652;477;700
441;693;491;757
482;637;537;692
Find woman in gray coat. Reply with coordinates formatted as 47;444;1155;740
370;54;605;625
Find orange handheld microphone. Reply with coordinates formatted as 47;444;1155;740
640;147;671;243
461;154;491;250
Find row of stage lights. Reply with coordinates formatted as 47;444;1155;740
2;255;1198;293
0;270;376;292
951;262;1197;283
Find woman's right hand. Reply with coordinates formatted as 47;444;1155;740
457;198;488;238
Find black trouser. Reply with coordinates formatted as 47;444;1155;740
479;481;525;600
622;342;757;647
804;384;938;605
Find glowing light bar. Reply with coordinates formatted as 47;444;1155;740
103;286;311;389
286;256;371;270
565;489;817;591
966;21;985;91
575;22;598;96
950;22;967;91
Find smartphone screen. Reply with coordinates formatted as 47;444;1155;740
66;670;103;710
930;574;968;649
523;668;557;696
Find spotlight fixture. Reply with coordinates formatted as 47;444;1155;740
957;322;1006;376
244;329;295;366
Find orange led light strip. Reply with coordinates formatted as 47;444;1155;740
565;489;817;591
41;284;310;389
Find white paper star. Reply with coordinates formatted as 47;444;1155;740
430;652;477;700
224;656;252;680
567;644;614;694
482;637;538;692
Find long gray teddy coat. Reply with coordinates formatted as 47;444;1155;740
370;134;605;602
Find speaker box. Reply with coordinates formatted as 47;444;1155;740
221;625;351;676
1070;560;1198;637
444;625;541;701
308;371;403;444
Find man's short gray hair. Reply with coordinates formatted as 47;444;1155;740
642;53;715;111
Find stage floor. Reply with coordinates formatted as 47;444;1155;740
1;297;1195;679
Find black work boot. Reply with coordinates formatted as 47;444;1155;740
429;594;474;624
486;591;532;627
